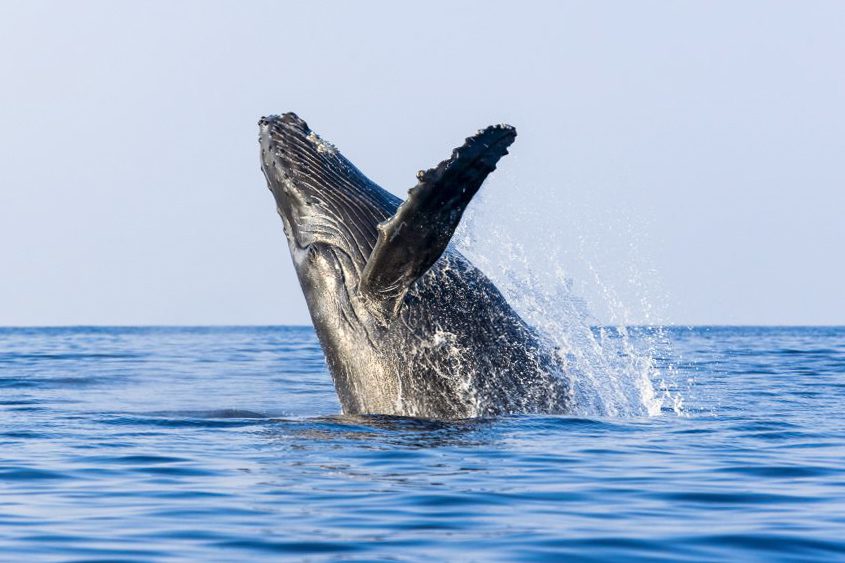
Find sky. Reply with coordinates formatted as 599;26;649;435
1;1;843;326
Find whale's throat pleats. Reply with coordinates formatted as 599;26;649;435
262;113;402;275
359;125;516;321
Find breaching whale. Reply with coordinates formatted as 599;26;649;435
259;113;568;418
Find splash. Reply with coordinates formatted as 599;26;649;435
455;179;684;418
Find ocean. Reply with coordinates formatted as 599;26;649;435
1;326;843;561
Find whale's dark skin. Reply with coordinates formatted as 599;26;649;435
259;113;569;418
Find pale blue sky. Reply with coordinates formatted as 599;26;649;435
1;1;843;326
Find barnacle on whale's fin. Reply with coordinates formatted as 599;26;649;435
359;123;517;321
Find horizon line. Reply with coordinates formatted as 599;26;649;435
0;323;843;330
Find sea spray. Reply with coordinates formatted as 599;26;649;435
455;178;684;417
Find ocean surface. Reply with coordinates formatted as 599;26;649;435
1;325;843;561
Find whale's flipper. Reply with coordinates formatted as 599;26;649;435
359;124;516;320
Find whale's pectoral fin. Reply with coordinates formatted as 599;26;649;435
359;124;516;320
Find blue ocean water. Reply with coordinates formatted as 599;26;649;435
0;326;843;561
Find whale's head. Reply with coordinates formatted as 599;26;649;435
258;114;399;274
258;112;405;340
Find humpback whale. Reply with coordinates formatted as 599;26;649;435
259;113;568;418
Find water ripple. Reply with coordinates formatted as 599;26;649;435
0;326;843;560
